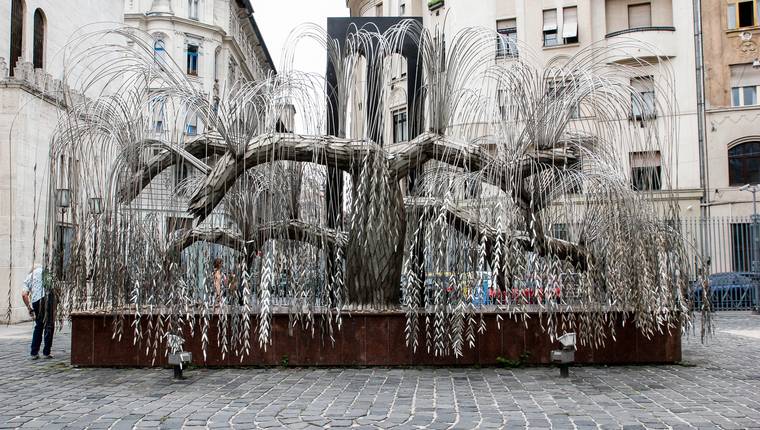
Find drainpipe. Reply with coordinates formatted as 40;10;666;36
693;0;711;268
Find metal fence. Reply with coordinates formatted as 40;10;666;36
680;217;760;311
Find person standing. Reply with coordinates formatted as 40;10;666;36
212;258;227;311
21;266;55;360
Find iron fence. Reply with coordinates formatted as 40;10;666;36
680;216;760;311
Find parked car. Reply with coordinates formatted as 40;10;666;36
692;272;760;311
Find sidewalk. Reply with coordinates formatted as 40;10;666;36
0;313;759;429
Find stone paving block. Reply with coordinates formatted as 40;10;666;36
1;313;760;429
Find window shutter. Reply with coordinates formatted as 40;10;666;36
562;7;578;39
730;64;760;87
543;9;558;31
628;3;652;28
497;18;516;30
630;151;661;168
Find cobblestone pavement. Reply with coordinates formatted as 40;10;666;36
1;313;759;429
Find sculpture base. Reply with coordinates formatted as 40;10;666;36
70;311;681;367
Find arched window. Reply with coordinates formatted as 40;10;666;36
33;9;46;69
153;35;169;68
728;141;760;186
9;0;25;76
154;39;165;57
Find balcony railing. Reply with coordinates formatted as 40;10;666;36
605;26;675;39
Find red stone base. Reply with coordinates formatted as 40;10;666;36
70;312;681;367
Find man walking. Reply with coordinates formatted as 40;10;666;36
21;266;55;360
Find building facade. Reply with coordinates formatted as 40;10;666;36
124;0;275;100
1;0;125;323
699;0;760;273
700;0;760;218
347;0;703;211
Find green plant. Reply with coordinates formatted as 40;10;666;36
280;354;289;367
496;351;532;368
495;356;521;368
428;0;444;9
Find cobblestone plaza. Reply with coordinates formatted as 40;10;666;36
0;313;758;429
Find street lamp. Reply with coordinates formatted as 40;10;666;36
55;188;71;279
739;184;760;313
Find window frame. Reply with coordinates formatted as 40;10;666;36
392;109;408;143
496;18;518;58
728;141;760;186
186;44;199;76
629;151;662;191
188;0;199;20
631;76;656;120
562;6;579;44
727;0;759;30
543;9;560;47
730;84;760;106
33;8;46;69
10;0;25;76
627;2;652;29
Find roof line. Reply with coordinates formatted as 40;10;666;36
237;0;277;75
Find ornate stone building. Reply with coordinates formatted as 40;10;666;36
0;0;124;322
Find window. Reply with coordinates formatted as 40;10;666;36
497;88;514;120
728;141;760;185
376;2;383;16
631;76;655;120
730;63;760;106
562;7;578;44
630;151;662;191
551;223;569;241
543;9;559;47
186;44;199;76
544;8;577;47
727;0;758;29
547;81;580;119
628;3;652;29
33;9;45;69
731;223;752;271
188;0;199;20
496;19;518;58
151;97;166;133
153;38;168;68
186;114;198;135
392;109;408;143
10;0;25;76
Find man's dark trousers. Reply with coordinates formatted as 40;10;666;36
31;294;54;356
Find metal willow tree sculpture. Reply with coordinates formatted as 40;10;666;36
37;21;707;361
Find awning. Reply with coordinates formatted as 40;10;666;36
630;151;661;168
543;9;557;31
562;7;578;39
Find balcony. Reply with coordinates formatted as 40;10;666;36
604;26;677;63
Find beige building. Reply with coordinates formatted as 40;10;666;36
1;0;125;323
698;0;760;272
700;0;760;218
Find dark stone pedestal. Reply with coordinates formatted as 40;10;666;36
70;311;681;367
